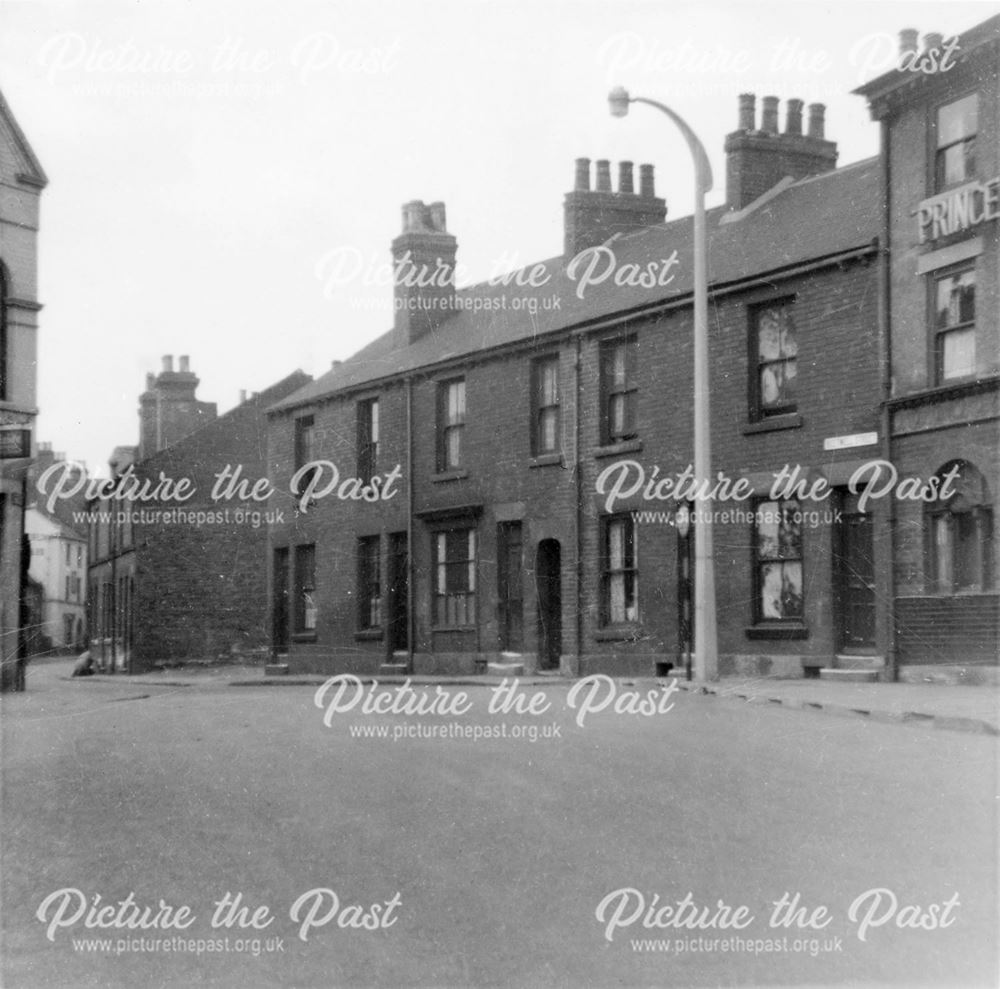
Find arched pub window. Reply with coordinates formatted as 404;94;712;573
926;460;993;593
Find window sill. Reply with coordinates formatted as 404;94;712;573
742;413;802;435
355;628;384;641
595;624;643;642
292;632;318;643
431;625;477;633
592;439;642;459
529;453;563;468
432;469;469;483
745;624;809;640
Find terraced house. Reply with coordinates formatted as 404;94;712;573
267;86;903;680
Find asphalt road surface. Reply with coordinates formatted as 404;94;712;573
2;660;997;988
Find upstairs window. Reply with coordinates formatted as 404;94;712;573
934;267;975;383
600;336;638;445
294;415;318;494
437;379;465;471
357;398;379;480
935;93;977;191
752;301;797;419
532;356;560;456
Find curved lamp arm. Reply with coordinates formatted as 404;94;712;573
608;88;713;196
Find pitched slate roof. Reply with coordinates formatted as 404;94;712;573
272;156;879;414
0;87;48;187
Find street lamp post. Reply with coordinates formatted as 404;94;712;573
608;88;718;681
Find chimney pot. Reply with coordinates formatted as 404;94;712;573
639;163;655;198
179;355;190;373
899;28;919;54
618;161;634;195
924;31;943;53
162;354;173;373
737;93;756;131
785;98;804;135
402;200;424;233
428;201;447;232
761;96;779;134
807;103;826;139
595;159;612;193
574;157;591;191
145;372;155;390
239;389;247;404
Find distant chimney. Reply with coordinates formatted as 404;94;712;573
563;158;666;257
724;93;838;211
139;356;217;459
391;200;458;348
899;28;919;55
924;32;944;54
239;389;247;404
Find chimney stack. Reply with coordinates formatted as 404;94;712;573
899;28;919;55
563;159;666;257
139;356;217;459
924;31;944;54
391;199;458;348
724;93;838;211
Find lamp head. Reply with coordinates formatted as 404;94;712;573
608;87;630;118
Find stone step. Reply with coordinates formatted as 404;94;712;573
834;654;886;671
264;664;289;676
380;663;410;676
487;661;525;677
819;668;880;682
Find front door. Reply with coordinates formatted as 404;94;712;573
536;539;561;670
272;547;290;655
834;493;876;650
387;532;409;653
497;522;524;652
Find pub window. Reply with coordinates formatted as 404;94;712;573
437;378;465;471
357;398;379;480
935;93;977;191
294;543;317;633
357;535;382;630
600;514;638;625
934;267;975;383
927;460;993;593
753;500;804;622
432;527;476;627
751;300;797;419
532;355;560;455
600;335;638;445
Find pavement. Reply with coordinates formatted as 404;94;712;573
48;658;1000;737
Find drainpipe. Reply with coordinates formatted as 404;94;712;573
878;116;897;683
406;377;415;674
574;336;583;677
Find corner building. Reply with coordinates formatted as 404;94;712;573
856;16;1000;680
268;92;896;679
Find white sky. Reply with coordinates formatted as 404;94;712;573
0;0;994;474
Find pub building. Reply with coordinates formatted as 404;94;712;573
855;14;999;680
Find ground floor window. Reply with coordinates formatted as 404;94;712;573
927;460;993;593
753;499;804;621
294;544;317;633
433;528;476;627
357;536;382;630
600;514;638;625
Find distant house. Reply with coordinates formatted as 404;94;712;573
88;362;310;671
25;506;87;654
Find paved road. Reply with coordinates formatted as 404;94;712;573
2;660;997;988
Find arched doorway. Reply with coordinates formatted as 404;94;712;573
536;539;561;670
